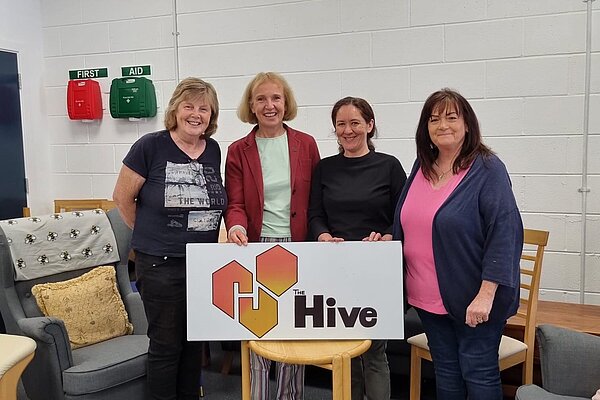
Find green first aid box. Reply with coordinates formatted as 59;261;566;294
110;77;157;118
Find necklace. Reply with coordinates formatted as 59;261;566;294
434;162;453;181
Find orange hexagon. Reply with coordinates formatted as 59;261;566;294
256;245;298;296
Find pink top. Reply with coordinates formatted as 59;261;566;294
400;167;469;314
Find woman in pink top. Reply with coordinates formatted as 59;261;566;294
392;89;523;400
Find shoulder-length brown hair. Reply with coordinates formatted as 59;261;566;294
331;96;377;153
164;77;219;138
416;88;493;181
237;72;298;124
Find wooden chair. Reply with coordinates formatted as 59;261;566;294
0;334;36;400
241;339;371;400
54;198;115;213
100;199;117;211
406;228;549;400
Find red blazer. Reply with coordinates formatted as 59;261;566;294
225;125;320;242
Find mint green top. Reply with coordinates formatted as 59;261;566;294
256;133;291;238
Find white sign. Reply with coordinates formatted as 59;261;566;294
186;241;404;341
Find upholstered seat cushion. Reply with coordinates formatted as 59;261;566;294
407;332;529;359
0;334;36;378
63;334;149;396
498;335;527;358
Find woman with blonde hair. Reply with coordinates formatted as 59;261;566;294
225;72;320;399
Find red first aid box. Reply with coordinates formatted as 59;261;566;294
67;79;103;120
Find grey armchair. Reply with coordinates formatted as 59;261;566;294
516;324;600;400
0;209;148;400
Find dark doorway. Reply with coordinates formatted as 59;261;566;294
0;50;27;220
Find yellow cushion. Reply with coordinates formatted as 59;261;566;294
32;266;133;349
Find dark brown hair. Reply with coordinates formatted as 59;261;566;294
416;88;493;181
331;96;377;153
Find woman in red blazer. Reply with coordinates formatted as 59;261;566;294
225;72;320;400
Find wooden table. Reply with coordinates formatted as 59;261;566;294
502;300;600;397
505;299;600;339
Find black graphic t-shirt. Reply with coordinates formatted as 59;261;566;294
123;130;227;256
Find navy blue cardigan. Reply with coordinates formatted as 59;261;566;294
393;154;523;324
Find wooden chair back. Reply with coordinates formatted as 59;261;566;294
507;228;549;382
54;199;116;213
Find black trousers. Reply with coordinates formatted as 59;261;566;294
135;252;202;400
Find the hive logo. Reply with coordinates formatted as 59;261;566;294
212;245;298;337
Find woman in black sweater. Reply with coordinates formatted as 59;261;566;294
308;96;407;400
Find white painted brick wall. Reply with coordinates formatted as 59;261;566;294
178;1;339;46
41;0;83;27
341;68;410;104
60;24;110;55
486;57;571;97
410;62;486;100
8;0;596;301
445;19;523;62
81;0;171;23
66;145;115;173
523;96;584;135
411;0;486;26
179;33;372;77
109;17;173;52
524;14;587;56
177;0;293;14
470;98;524;136
486;0;590;19
340;0;409;32
50;146;67;173
372;27;444;67
286;72;341;106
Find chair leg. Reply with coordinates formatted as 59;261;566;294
342;352;352;400
241;341;251;400
409;347;422;400
331;354;345;400
0;352;34;400
523;350;534;385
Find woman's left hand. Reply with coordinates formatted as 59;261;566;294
362;232;392;241
465;280;498;327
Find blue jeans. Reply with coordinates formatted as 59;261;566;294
136;252;202;400
416;308;505;400
351;340;390;400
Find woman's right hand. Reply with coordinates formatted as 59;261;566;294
317;232;344;242
228;228;248;246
